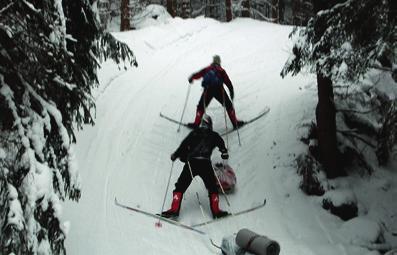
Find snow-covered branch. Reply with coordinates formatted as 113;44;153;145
0;2;14;14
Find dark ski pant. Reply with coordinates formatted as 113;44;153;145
174;158;218;194
197;87;233;112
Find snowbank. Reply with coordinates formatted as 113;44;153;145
132;4;172;29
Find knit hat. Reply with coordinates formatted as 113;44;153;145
200;114;213;130
213;55;221;65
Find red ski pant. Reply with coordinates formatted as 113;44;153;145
197;87;233;112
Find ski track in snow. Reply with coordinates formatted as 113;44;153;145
63;18;382;255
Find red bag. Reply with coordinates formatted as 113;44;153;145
213;162;237;193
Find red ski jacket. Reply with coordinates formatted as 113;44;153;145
189;64;234;93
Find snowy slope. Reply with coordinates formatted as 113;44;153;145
64;15;397;255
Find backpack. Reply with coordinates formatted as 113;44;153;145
202;69;223;88
213;162;236;193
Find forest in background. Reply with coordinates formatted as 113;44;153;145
97;0;314;31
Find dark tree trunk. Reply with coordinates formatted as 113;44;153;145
272;0;278;22
180;1;191;19
313;0;344;178
120;0;130;31
278;0;285;24
226;0;232;21
241;0;250;17
167;0;176;17
315;74;342;178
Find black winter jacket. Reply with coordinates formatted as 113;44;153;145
173;127;227;162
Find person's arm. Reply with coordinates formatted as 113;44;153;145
171;131;194;160
214;133;229;159
188;66;210;83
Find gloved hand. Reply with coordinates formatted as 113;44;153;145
229;89;234;101
170;153;177;161
188;77;193;84
221;151;229;160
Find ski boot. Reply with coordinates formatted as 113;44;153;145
161;192;182;219
187;123;199;129
233;120;245;130
227;109;245;129
187;109;204;129
209;193;229;219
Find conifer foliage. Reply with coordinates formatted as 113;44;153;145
0;0;136;254
281;0;396;81
282;0;396;177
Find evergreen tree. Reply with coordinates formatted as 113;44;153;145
0;0;137;253
281;0;396;177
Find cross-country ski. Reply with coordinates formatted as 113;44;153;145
114;198;207;235
191;199;267;228
115;198;223;250
220;107;270;136
159;106;270;135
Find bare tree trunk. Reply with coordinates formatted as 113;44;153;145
278;0;285;24
313;0;344;178
167;0;175;17
272;0;278;22
226;0;232;21
120;0;130;31
241;0;250;17
316;74;342;178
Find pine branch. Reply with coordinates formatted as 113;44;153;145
99;32;138;67
0;2;14;14
336;108;378;114
337;129;376;148
372;65;393;72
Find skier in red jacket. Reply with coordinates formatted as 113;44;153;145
187;55;244;129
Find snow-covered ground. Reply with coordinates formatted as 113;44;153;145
64;9;397;255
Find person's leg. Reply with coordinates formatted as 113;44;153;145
191;90;213;127
162;164;195;218
198;160;219;194
214;89;243;128
209;193;229;218
174;163;195;193
197;160;229;219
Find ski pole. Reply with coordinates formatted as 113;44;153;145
221;89;230;150
156;161;175;227
202;88;208;117
186;161;209;222
211;162;231;208
231;98;242;146
195;192;211;226
194;192;225;252
177;84;192;132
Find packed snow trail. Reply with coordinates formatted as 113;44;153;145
64;17;374;255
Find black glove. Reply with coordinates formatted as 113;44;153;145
170;153;177;161
229;89;234;101
221;151;229;160
188;77;193;84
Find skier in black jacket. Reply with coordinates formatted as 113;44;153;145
161;115;230;219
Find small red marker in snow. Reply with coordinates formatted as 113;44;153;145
155;221;162;228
